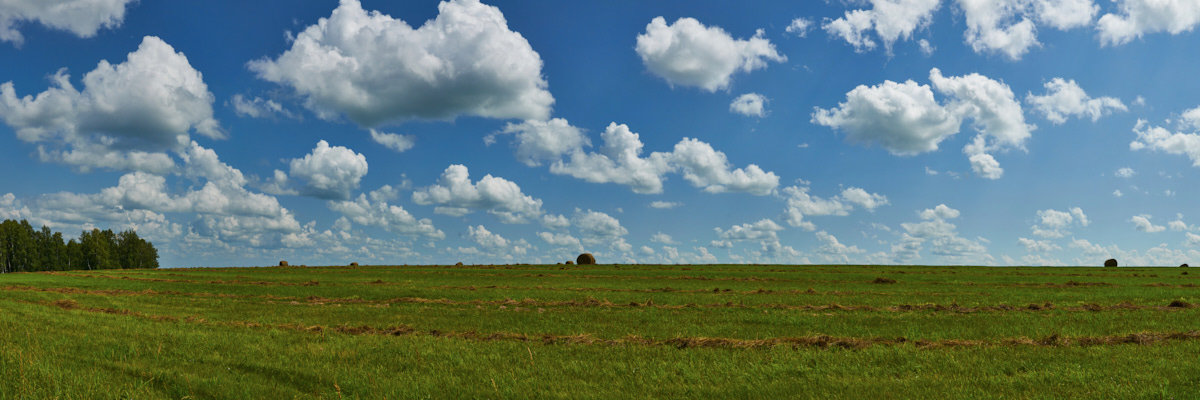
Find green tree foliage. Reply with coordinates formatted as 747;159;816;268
0;219;158;272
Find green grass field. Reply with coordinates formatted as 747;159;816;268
1;264;1198;399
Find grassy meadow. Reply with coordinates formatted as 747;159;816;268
0;263;1198;398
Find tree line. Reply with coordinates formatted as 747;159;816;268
0;219;159;273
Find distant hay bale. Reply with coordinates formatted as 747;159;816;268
455;262;464;266
279;261;289;267
1181;263;1189;268
350;262;359;267
577;253;596;265
1104;258;1118;267
872;277;897;284
565;261;574;265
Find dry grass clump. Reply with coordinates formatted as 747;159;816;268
577;253;596;265
1104;258;1118;267
872;277;897;284
279;261;289;267
1168;300;1193;308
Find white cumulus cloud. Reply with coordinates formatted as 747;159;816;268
635;16;785;91
369;129;415;153
815;68;1031;179
823;0;941;53
329;185;443;239
0;36;221;173
1026;78;1126;124
1098;0;1200;46
548;122;778;195
0;0;136;46
1129;116;1200;166
1131;214;1166;233
412;164;543;223
729;93;767;117
282;140;369;200
497;118;589;167
248;0;553;127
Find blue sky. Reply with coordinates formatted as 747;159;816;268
1;0;1199;267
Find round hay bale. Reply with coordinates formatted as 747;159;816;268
565;260;574;265
455;262;464;266
1104;258;1118;267
350;262;359;267
1181;263;1189;268
577;253;596;265
279;260;289;267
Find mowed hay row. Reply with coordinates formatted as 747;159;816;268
9;265;1200;342
7;283;1198;316
28;297;1200;351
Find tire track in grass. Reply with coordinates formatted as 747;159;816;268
29;298;1200;350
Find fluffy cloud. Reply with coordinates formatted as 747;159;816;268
1115;167;1136;178
729;93;767;117
897;204;991;263
1131;214;1166;233
467;225;507;248
815;230;865;262
823;0;941;53
670;138;779;195
369;129;414;153
540;214;570;230
537;231;582;250
1129;115;1200;166
0;36;221;172
840;68;1035;179
1031;207;1088;238
230;94;293;119
929;69;1032;179
715;218;801;259
635;17;785;91
1018;237;1061;253
786;18;812;37
548;122;778;195
812;79;961;155
248;0;553;127
412;164;543;223
280;140;369;200
716;219;784;242
957;0;1098;60
551;122;673;194
497;118;589;167
329;186;443;239
0;0;136;46
18;141;311;251
1098;0;1200;46
1026;78;1126;124
573;209;628;241
839;187;890;211
782;185;888;231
